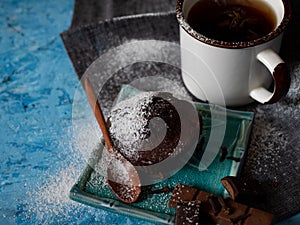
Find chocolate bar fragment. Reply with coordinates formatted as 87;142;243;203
244;208;275;225
175;201;202;225
221;176;264;203
169;184;199;208
196;190;249;225
221;176;241;201
169;184;274;225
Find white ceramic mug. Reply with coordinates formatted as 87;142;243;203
176;0;291;106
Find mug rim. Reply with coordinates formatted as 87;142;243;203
176;0;292;49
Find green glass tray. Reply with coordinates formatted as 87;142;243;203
70;85;254;224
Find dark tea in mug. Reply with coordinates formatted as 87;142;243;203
186;0;277;42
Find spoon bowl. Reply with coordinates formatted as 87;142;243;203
107;156;141;203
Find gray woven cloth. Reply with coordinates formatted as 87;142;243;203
70;0;175;28
61;0;300;221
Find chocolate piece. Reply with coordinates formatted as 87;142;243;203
243;208;274;225
168;184;199;208
230;213;251;225
217;200;248;225
195;191;248;225
221;176;263;203
169;184;274;225
217;196;232;215
194;191;216;219
221;176;240;200
208;196;221;216
175;201;202;225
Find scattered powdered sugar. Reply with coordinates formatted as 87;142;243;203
241;63;300;219
18;104;114;224
129;76;192;101
245;115;288;179
23;165;84;223
19;152;106;224
244;63;300;182
87;148;110;189
18;80;185;223
87;39;187;117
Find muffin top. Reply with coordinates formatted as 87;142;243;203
108;91;200;166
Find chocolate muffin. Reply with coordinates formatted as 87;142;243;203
107;91;201;167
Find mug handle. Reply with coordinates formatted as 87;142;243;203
249;49;290;104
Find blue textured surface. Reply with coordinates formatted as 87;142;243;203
0;0;299;224
0;0;149;224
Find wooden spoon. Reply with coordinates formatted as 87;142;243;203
84;78;141;203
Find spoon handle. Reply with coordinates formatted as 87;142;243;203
84;78;114;152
